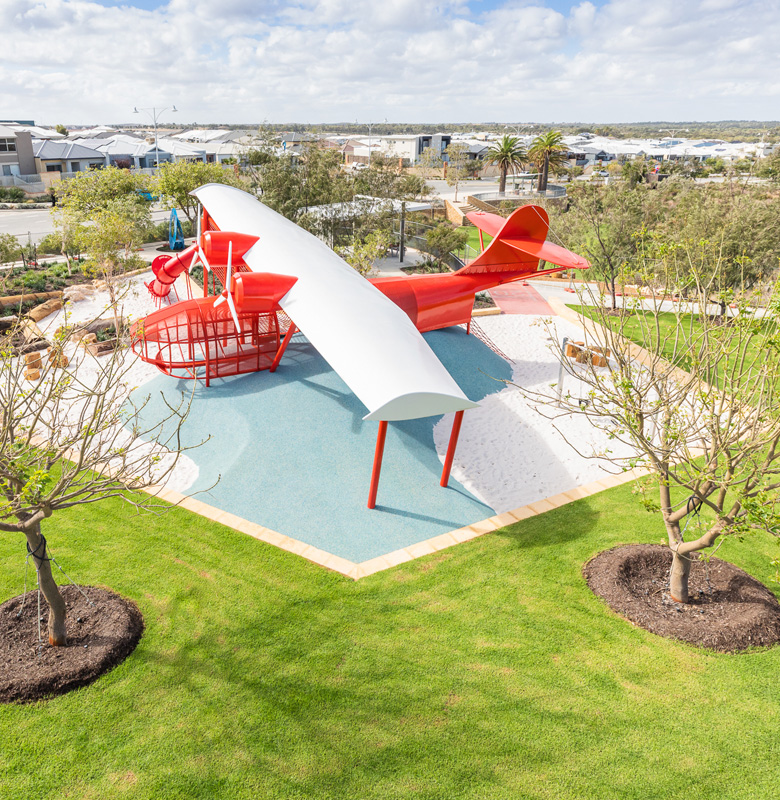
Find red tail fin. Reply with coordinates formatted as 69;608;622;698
461;205;589;276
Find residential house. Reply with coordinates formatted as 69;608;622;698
0;125;36;177
33;140;105;175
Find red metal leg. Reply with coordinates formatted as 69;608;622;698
479;230;484;251
466;318;472;335
270;323;297;372
367;421;388;509
440;410;464;487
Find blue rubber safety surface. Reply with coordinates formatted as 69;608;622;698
132;327;513;563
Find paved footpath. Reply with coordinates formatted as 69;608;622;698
489;281;553;315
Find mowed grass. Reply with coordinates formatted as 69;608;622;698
2;484;780;799
573;305;772;390
464;226;492;254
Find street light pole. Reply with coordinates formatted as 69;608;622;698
358;118;386;167
133;105;178;168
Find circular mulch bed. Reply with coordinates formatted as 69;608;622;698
0;586;144;703
583;544;780;652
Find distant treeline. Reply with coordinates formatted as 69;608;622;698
140;121;780;143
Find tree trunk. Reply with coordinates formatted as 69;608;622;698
24;523;67;646
537;157;549;192
499;167;507;194
669;549;692;603
609;273;617;310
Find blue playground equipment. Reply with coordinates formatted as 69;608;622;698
168;208;185;251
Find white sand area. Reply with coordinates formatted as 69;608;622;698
433;314;636;514
36;272;199;494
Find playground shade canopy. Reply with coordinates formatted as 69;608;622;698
192;184;478;422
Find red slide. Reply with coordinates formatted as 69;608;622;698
146;243;199;299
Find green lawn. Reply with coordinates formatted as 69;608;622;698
573;305;771;390
464;226;491;254
2;484;780;799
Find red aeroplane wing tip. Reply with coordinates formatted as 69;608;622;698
465;210;506;239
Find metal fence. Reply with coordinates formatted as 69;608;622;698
470;184;566;201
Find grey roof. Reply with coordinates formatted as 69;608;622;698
32;140;104;160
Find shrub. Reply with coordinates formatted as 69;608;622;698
423;222;469;266
21;271;48;292
0;186;26;202
38;232;63;255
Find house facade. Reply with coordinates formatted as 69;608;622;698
33;140;105;174
0;126;37;177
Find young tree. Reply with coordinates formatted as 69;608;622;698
486;135;527;194
622;159;649;187
529;131;568;192
155;160;245;225
0;232;19;268
52;207;82;276
258;145;352;221
78;198;151;334
53;167;153;331
54;165;151;215
396;173;431;201
0;322;192;645
655;180;780;315
755;150;780;181
444;142;470;202
337;230;393;277
416;146;443;181
555;182;649;310
424;221;469;268
536;243;780;604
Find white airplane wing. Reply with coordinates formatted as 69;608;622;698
191;184;478;422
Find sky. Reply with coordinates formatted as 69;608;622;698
2;0;779;126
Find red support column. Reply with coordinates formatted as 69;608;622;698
367;421;388;509
270;323;297;372
479;229;484;251
440;410;465;487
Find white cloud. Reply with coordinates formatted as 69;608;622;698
3;0;780;124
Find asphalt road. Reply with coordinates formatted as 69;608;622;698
0;207;172;245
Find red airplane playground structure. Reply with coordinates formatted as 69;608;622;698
131;185;589;509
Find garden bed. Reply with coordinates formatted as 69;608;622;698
400;261;453;275
0;586;144;704
584;544;780;652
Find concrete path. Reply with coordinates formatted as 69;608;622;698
372;247;425;276
489;282;553;315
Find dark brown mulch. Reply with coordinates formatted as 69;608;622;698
474;295;496;309
583;544;780;652
0;586;144;703
605;308;634;317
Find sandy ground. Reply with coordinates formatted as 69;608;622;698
433;314;636;514
36;272;199;493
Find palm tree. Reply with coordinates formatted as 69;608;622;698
528;131;569;192
486;135;527;194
